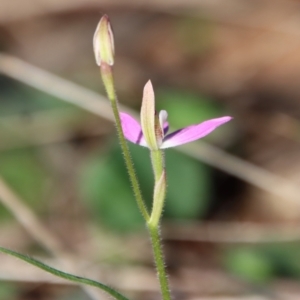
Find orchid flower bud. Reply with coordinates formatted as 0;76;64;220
93;15;115;66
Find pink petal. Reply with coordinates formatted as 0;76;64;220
163;121;169;135
161;116;232;149
120;113;147;146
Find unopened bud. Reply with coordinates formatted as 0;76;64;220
93;15;115;66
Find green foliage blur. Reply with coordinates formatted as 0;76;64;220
224;243;300;283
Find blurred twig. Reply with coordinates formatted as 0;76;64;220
0;255;248;295
0;108;110;150
190;297;270;300
0;177;66;256
163;221;300;243
2;0;300;39
0;0;250;22
0;176;111;299
183;143;300;208
2;254;298;298
0;53;299;208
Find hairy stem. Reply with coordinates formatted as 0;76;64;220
148;224;172;300
100;64;149;221
150;149;164;182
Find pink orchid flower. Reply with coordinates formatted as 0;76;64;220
120;81;232;150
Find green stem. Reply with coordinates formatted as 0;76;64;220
149;148;170;298
149;170;166;227
149;149;166;226
100;64;149;221
0;247;130;300
150;149;164;182
148;224;172;300
101;64;170;299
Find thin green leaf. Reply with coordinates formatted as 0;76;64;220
0;247;130;300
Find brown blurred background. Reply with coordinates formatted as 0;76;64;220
0;0;300;299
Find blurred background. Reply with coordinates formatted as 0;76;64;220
0;0;300;299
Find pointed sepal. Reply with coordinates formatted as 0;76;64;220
140;81;159;150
